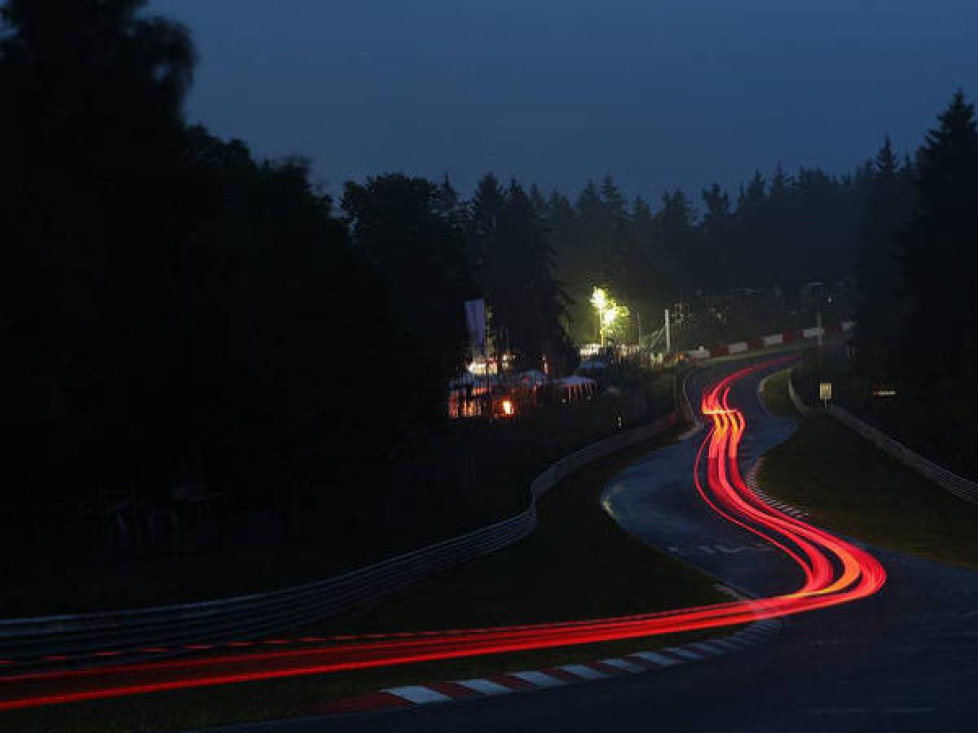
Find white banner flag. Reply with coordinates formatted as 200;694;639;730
464;298;487;357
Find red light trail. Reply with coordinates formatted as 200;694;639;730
0;358;885;711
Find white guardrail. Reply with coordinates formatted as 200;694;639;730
788;371;978;505
0;411;679;667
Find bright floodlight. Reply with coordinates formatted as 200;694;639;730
590;287;629;345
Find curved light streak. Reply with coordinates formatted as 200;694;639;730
0;358;885;711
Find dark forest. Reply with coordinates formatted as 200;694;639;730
2;0;976;579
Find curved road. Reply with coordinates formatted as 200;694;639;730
603;362;803;599
227;356;978;732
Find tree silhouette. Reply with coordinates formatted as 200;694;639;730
854;136;914;379
468;173;506;289
701;183;733;290
0;1;421;523
465;176;571;368
900;92;978;394
0;0;198;503
343;174;474;426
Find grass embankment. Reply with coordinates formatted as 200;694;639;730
794;346;978;483
2;369;673;617
759;369;978;569
757;368;798;417
4;427;732;733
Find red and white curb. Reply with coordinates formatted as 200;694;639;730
306;618;781;716
305;376;791;718
686;320;855;361
745;457;808;520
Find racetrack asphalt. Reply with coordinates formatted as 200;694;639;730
204;357;978;733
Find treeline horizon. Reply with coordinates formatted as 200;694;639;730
852;91;978;475
3;0;975;514
411;159;876;346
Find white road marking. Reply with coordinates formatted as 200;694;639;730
599;658;644;673
630;651;680;666
663;647;703;661
714;544;771;554
510;671;564;688
454;679;513;697
385;686;453;704
689;642;727;656
560;664;609;680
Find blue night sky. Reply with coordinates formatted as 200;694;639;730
152;0;978;207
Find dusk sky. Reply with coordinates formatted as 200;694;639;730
153;0;978;206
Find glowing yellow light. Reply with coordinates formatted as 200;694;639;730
501;399;515;416
590;287;629;345
590;287;609;312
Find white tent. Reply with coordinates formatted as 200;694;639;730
555;375;597;403
557;375;596;388
516;369;548;387
577;358;608;371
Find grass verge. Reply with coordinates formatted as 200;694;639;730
2;371;674;617
2;428;735;733
758;368;798;418
758;372;978;570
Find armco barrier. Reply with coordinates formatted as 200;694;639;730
786;371;820;418
788;370;978;505
829;405;978;505
680;373;695;424
0;412;679;666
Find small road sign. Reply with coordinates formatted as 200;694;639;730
819;382;833;403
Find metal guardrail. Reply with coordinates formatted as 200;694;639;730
788;370;978;505
786;372;819;418
829;404;978;505
680;369;697;424
0;412;678;667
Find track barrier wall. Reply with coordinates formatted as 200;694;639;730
788;369;978;505
0;412;679;666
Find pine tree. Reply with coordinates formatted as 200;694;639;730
600;175;628;220
563;180;608;342
631;196;654;233
546;189;577;265
468;173;505;285
545;190;579;343
742;171;767;209
653;189;696;296
343;174;474;424
732;171;768;287
854;137;913;378
701;183;733;290
598;176;631;304
900;92;978;391
475;180;569;369
529;184;549;219
434;174;466;228
769;162;791;200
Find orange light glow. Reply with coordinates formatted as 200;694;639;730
501;399;515;416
